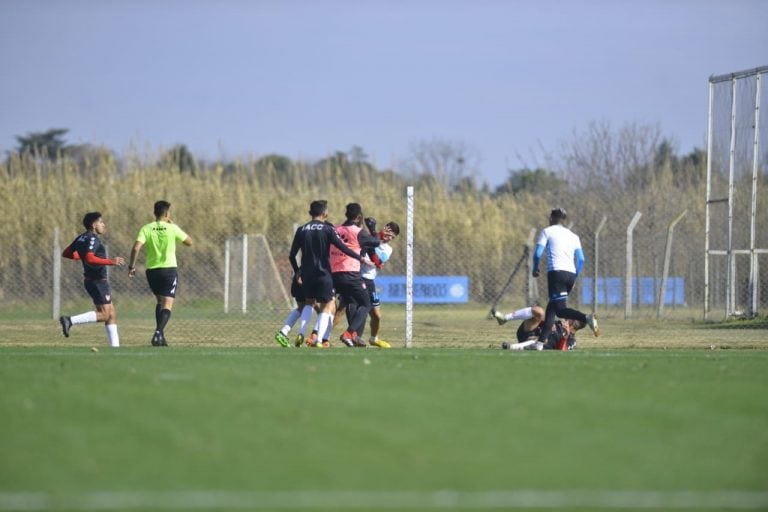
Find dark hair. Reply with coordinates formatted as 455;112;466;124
154;200;171;218
309;200;328;217
385;221;400;235
550;207;567;221
82;212;102;230
345;203;363;220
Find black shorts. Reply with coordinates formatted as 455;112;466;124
84;279;112;305
291;276;306;302
363;277;380;308
146;268;178;298
333;272;372;310
547;270;577;302
516;322;542;343
302;273;335;303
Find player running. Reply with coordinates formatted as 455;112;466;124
59;212;125;348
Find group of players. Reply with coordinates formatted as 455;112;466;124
274;200;400;349
58;199;599;350
492;207;601;350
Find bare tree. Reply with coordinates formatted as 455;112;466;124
401;138;481;192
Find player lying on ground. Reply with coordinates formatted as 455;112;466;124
491;304;586;351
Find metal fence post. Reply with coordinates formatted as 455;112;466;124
52;227;61;320
625;211;642;320
593;216;607;314
657;210;687;319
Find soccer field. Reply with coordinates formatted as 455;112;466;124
1;346;767;512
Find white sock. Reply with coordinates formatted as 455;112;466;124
506;307;533;321
281;308;301;335
511;339;539;350
105;324;119;347
299;305;314;335
323;314;335;341
369;335;378;344
71;311;98;325
315;312;331;338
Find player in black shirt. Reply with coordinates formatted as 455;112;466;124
492;304;586;350
289;200;361;347
59;212;125;347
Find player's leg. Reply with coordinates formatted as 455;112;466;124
60;279;106;338
83;280;119;347
366;279;390;348
307;275;334;347
346;279;371;346
493;305;536;325
147;269;175;346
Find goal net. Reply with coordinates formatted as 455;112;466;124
224;234;292;314
705;65;768;319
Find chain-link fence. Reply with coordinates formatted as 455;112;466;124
1;185;765;349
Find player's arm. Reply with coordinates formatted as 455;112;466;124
532;244;545;277
288;229;302;274
358;229;380;250
574;248;585;276
62;244;80;260
128;240;144;277
83;252;123;266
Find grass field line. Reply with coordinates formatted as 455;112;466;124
1;489;767;510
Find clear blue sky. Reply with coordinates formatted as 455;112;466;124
1;0;766;186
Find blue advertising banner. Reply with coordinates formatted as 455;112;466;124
581;277;685;305
376;275;469;304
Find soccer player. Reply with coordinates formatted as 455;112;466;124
532;207;599;344
492;304;586;350
288;200;362;348
330;203;381;347
128;200;192;347
334;218;399;348
59;212;125;347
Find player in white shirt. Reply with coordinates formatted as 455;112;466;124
361;220;399;348
532;208;600;344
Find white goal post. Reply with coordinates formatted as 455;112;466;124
223;233;292;314
705;65;768;320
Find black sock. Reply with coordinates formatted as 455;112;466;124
158;309;171;332
155;304;162;330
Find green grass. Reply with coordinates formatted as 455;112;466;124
1;347;767;511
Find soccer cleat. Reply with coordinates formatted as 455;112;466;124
151;331;167;347
320;340;331;348
492;309;507;325
294;333;305;348
370;339;391;349
305;333;319;347
59;316;72;338
339;331;356;347
501;341;510;350
275;331;290;348
352;335;367;347
586;314;600;337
